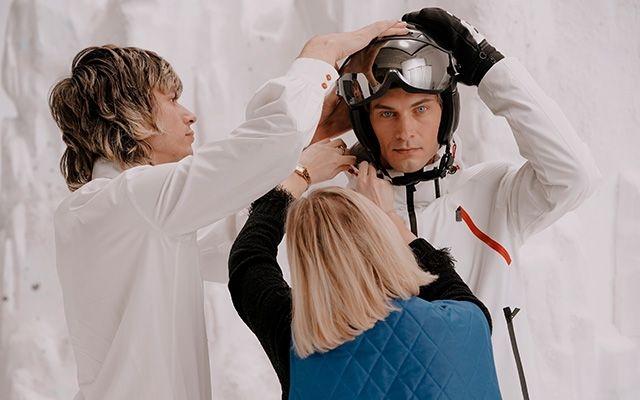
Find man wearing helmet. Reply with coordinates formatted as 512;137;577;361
334;8;601;398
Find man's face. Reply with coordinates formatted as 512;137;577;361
146;89;197;164
369;89;441;173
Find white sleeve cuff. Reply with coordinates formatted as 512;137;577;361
287;58;339;95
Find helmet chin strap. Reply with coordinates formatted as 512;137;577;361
388;144;455;187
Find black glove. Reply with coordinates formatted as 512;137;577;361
402;8;504;86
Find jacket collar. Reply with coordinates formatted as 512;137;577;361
388;147;447;208
390;170;443;208
91;159;123;180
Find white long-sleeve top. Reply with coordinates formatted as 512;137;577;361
54;58;338;400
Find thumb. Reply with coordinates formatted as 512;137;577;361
401;11;420;23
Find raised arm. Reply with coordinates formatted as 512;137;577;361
227;138;355;384
228;137;356;327
403;8;600;243
125;21;408;236
478;58;600;242
227;187;295;386
125;58;335;236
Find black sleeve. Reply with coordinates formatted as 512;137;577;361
409;238;493;332
227;187;293;390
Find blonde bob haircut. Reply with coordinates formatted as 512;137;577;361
286;187;437;358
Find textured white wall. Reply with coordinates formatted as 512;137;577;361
0;0;638;399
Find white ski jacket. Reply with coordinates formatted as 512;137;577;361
54;58;338;400
382;57;601;398
209;57;600;399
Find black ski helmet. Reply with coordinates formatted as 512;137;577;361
337;23;460;184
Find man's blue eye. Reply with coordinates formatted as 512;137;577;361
416;105;428;113
381;111;394;118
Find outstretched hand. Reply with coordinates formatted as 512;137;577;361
303;20;409;142
299;20;409;67
311;88;351;143
353;161;417;243
300;138;356;184
353;161;395;213
280;138;356;199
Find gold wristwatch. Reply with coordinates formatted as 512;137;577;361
294;164;311;186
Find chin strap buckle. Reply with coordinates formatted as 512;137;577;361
437;144;455;178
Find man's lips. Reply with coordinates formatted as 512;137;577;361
393;148;421;155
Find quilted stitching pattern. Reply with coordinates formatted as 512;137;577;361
290;298;501;399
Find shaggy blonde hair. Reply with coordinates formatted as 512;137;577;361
286;187;437;358
49;45;182;191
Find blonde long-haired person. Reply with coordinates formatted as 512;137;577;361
228;140;501;399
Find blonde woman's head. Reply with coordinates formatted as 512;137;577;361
285;186;436;358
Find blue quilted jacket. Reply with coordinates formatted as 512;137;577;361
289;297;501;399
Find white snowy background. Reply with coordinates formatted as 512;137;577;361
1;0;639;399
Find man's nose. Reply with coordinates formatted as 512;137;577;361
395;115;416;140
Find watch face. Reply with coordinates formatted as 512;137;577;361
295;165;311;184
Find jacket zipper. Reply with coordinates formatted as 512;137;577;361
456;206;512;265
405;184;418;235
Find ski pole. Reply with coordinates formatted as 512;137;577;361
503;307;530;400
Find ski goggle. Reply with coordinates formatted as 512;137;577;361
337;33;456;107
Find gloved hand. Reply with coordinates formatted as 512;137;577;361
402;8;504;86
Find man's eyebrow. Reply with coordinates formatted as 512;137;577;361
410;97;437;108
372;96;437;110
371;103;396;111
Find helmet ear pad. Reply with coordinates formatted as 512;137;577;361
349;106;383;168
437;85;460;146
